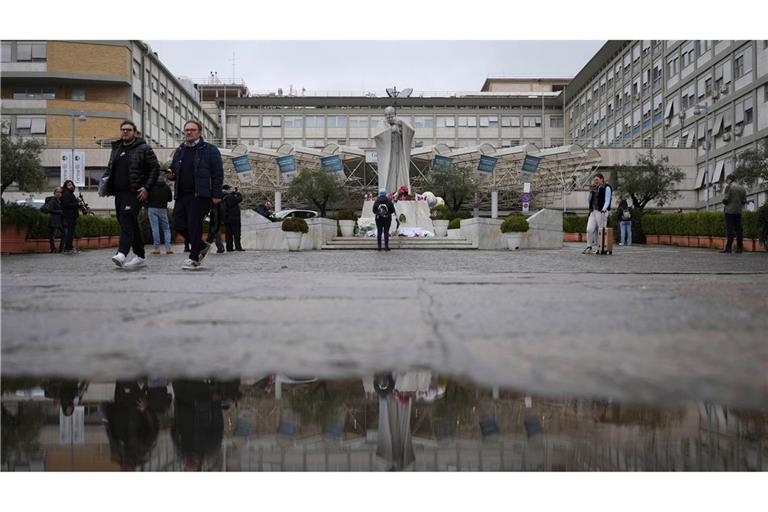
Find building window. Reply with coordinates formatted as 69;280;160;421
349;117;368;128
152;108;159;125
326;116;346;128
175;100;180;114
436;116;455;128
71;88;85;101
523;116;541;127
735;97;754;126
764;84;768;103
151;78;158;92
16;41;46;61
550;116;563;128
667;56;679;77
305;116;325;128
697;40;712;56
734;47;753;78
284;116;303;128
458;116;477;127
478;116;497;127
12;87;55;100
1;42;11;63
414;116;434;128
262;116;282;127
681;44;695;68
132;59;141;77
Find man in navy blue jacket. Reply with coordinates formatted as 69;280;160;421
166;120;223;270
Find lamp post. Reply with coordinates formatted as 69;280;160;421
70;110;86;185
693;103;710;211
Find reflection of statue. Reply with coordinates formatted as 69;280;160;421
374;106;414;195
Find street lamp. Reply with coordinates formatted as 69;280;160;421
70;110;86;186
693;103;710;211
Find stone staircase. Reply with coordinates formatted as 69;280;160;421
321;236;477;250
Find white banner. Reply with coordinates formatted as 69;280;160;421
72;151;85;187
59;405;85;445
60;151;72;185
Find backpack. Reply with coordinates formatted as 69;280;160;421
621;208;631;221
376;202;390;219
40;197;52;214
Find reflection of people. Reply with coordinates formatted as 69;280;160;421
721;173;747;254
584;173;612;254
374;106;414;194
104;381;160;470
372;188;396;251
60;180;80;253
171;379;239;471
43;380;86;416
147;176;174;255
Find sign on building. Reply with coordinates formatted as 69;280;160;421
320;155;343;173
364;149;378;163
72;151;85;187
521;155;541;173
232;154;253;182
276;155;297;183
60;151;72;185
477;155;497;174
432;155;453;172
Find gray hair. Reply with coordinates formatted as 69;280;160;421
384;106;396;116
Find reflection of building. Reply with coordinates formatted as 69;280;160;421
1;40;218;191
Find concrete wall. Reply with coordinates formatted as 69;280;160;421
240;213;336;251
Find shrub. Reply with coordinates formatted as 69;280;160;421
1;203;42;233
336;209;357;221
562;215;588;233
448;218;461;230
432;204;450;220
500;215;529;233
282;217;308;233
399;213;407;223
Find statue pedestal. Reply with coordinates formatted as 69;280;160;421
361;200;434;233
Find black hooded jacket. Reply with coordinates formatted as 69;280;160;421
103;137;160;196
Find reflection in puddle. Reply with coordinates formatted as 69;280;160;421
2;372;766;471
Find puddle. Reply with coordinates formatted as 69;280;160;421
2;371;765;472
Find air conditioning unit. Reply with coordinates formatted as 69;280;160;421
734;125;743;136
678;112;686;121
665;118;671;127
720;84;729;95
722;132;731;142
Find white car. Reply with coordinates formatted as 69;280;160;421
271;209;318;221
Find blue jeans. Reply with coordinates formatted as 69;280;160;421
148;207;172;249
620;221;632;245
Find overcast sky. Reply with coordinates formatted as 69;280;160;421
146;40;604;94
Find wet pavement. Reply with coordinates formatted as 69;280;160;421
2;243;767;411
2;374;765;471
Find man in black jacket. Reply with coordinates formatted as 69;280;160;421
60;179;80;253
222;184;244;251
42;187;65;253
147;176;174;255
101;120;159;270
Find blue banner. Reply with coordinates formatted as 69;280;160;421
276;155;296;173
321;155;343;173
477;155;497;174
432;154;453;172
232;154;252;173
521;155;541;173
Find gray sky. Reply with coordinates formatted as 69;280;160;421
146;40;604;94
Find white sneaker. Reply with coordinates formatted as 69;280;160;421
198;241;212;263
582;246;592;254
123;256;147;270
111;252;127;267
182;258;202;271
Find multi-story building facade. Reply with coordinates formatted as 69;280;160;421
220;89;565;152
1;40;218;189
564;40;768;207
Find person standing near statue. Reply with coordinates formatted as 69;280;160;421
372;188;396;251
374;106;414;195
721;173;747;254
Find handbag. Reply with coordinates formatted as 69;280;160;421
97;174;109;197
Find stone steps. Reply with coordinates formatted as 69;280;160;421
321;236;477;250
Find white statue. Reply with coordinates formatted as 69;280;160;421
374;106;414;195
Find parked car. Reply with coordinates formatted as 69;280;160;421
15;199;46;210
271;209;318;221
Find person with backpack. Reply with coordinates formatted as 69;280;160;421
41;186;65;253
616;196;633;246
147;175;174;255
372;188;396;251
221;184;244;252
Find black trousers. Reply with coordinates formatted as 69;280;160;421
115;191;145;258
49;226;65;252
63;215;78;250
724;213;743;251
224;222;242;251
173;195;211;262
376;217;392;249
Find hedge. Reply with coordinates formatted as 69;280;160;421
2;203;123;239
500;215;530;233
563;215;588;234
